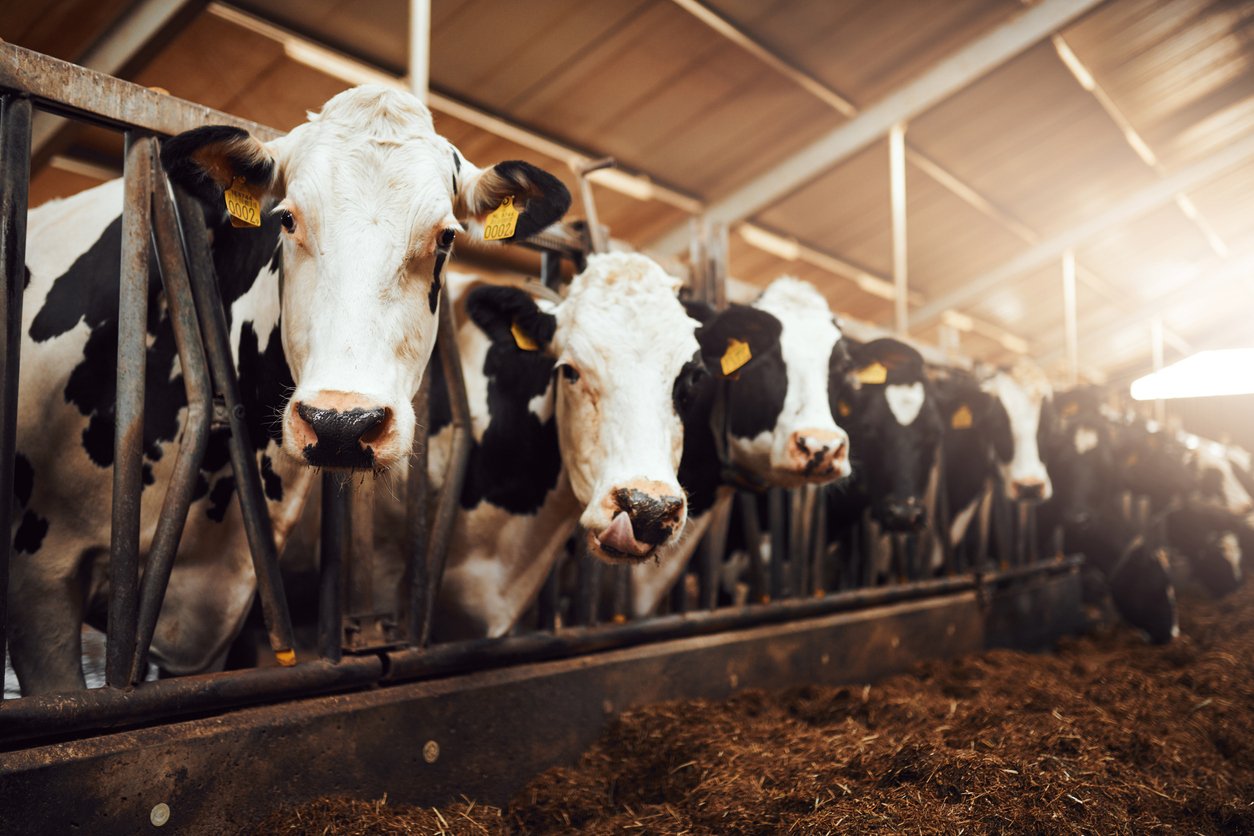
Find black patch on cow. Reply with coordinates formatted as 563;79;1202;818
13;509;48;555
23;265;30;290
675;351;720;518
450;147;461;196
931;370;1013;523
207;475;236;523
430;250;447;314
161;126;275;206
430;286;560;514
485;161;571;241
696;304;785;441
13;452;34;508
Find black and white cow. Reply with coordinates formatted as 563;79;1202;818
9;84;570;694
978;361;1056;503
1037;387;1178;643
629;277;853;615
410;253;705;639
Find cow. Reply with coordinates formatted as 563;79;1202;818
1163;437;1253;596
8;84;570;694
978;361;1055;503
628;277;853;616
397;253;707;640
1036;388;1178;643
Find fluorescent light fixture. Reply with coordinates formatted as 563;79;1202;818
856;274;897;300
1052;36;1095;91
588;168;656;202
1131;349;1254;401
739;224;800;261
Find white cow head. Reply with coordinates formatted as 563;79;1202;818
980;360;1055;502
480;253;705;563
697;277;850;487
162;84;570;471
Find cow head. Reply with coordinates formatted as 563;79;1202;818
162;84;570;472
1115;420;1196;508
695;277;850;488
979;361;1055;502
1044;387;1115;527
1109;545;1178;644
832;338;941;532
470;253;704;564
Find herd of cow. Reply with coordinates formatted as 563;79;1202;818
5;85;1253;698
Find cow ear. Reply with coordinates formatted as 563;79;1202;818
161;126;279;207
456;158;572;242
465;285;556;353
695;305;782;378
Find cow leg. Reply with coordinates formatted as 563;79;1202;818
7;557;87;695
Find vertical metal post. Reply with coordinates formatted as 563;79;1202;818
809;486;827;595
408;0;430;102
768;487;787;599
708;221;729;310
688;216;708;302
106;132;152;689
319;473;350;662
404;373;431;643
536;561;560;631
1151;317;1165;425
131;163;214;683
739;492;767;604
1062;249;1079;386
574;538;602;627
540;250;562;290
889;122;909;336
698;492;733;610
0;94;32;694
172;188;297;666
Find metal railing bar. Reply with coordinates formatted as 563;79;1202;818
403;373;431;643
0;42;280;142
129;158;214;684
536;561;560;631
318;473;350;663
171;188;296;666
105;132;152;689
739;491;767;604
574;539;602;627
0;93;32;700
768;488;787;600
418;296;474;646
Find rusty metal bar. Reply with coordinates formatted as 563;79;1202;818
419;295;473;646
105;132;152;689
0;94;32;696
536;562;560;631
319;473;350;662
610;565;631;623
768;488;787;599
171;188;296;666
0;42;279;142
574;540;602;627
130;159;214;683
740;492;767;604
404;373;431;643
810;487;827;594
698;493;732;610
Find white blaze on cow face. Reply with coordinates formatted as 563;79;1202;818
885;382;926;426
741;277;851;483
1074;427;1100;456
551;253;700;563
982;363;1053;501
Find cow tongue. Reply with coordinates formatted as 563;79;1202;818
597;511;650;557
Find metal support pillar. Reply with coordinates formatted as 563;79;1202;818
1062;249;1078;386
0;94;32;695
408;0;430;102
319;473;350;662
106;133;153;689
890;122;909;336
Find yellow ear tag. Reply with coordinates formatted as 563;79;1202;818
720;338;752;377
511;322;538;351
483;195;521;241
1061;401;1080;418
855;361;888;385
837;400;852;418
951;403;973;430
224;178;261;229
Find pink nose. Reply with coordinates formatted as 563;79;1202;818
789;429;848;477
287;390;394;469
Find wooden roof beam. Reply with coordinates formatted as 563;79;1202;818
645;0;1106;255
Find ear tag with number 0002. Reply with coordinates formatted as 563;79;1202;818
511;322;539;352
950;403;973;430
721;338;752;377
483;196;521;241
224;178;261;229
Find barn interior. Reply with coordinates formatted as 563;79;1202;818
8;0;1254;448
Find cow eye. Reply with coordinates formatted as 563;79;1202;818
438;228;456;248
279;210;296;233
558;363;580;383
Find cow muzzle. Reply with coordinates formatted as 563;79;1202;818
878;498;927;533
286;390;397;470
1009;477;1049;502
587;481;686;564
781;428;850;483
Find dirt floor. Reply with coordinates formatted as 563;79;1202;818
256;582;1254;834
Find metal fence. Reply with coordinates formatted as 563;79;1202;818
0;44;1077;749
